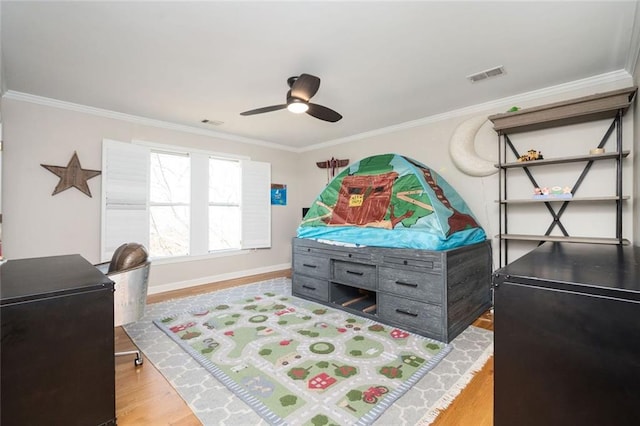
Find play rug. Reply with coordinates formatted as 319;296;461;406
123;278;493;425
154;292;451;425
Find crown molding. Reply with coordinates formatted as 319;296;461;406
625;0;640;75
1;90;299;152
301;69;633;152
4;68;633;155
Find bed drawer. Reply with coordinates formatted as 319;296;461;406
332;260;377;290
292;274;329;302
378;293;443;339
293;253;330;279
293;239;364;259
378;267;443;304
381;254;441;272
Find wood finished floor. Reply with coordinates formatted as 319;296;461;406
115;271;493;425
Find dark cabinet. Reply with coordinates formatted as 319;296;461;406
292;238;492;343
1;254;116;426
493;243;640;426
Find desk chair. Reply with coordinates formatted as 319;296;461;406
96;243;150;366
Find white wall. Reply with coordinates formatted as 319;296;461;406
2;98;301;291
633;42;640;245
2;75;636;294
0;0;3;97
297;77;636;269
0;0;3;220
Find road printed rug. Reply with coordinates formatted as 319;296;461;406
123;278;493;425
154;292;451;425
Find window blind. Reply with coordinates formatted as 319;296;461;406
101;139;150;261
241;160;271;249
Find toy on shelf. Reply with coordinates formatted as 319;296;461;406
517;149;544;162
533;185;572;200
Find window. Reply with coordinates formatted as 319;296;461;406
101;140;271;262
149;151;190;257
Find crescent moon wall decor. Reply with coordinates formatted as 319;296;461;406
449;115;497;177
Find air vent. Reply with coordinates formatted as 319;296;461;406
466;66;505;83
201;119;224;126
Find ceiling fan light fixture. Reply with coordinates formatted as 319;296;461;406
287;100;309;114
240;73;341;121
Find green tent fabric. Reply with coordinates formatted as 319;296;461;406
297;154;486;250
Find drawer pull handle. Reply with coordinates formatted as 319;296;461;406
302;285;316;290
396;308;418;317
346;270;364;276
302;263;317;268
395;281;418;288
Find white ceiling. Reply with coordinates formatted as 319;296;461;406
2;1;639;151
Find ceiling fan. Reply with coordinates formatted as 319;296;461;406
240;73;342;122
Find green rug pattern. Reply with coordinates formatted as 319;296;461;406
154;293;451;426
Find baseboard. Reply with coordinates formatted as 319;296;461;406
147;263;291;295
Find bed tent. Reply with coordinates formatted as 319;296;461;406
297;153;486;251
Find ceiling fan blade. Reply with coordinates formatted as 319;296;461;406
306;103;343;122
291;74;320;101
240;104;287;116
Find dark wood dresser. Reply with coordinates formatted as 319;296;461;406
1;254;116;426
493;242;640;426
292;238;492;343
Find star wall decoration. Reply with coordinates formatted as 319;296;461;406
41;151;102;197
